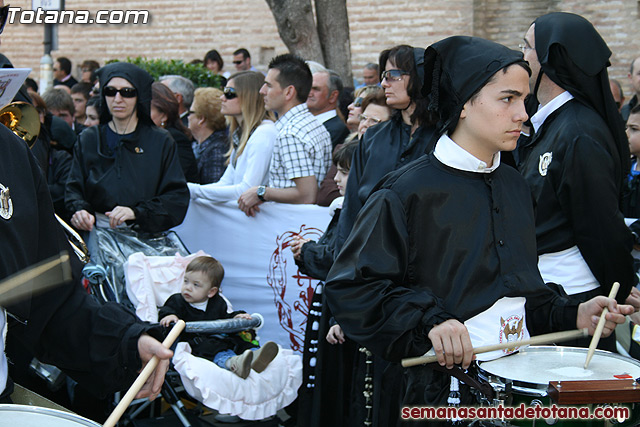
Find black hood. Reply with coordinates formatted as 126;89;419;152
96;62;154;126
423;36;528;134
531;12;628;185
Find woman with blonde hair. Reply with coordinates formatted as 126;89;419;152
188;71;276;202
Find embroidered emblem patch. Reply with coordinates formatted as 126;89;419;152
499;315;524;355
539;152;553;176
0;183;13;220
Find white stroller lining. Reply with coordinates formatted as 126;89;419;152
124;251;302;420
173;342;301;420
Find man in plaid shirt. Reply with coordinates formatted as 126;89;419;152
238;54;332;217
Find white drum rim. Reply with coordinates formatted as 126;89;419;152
0;404;101;426
476;346;640;397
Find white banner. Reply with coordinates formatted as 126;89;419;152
174;200;330;353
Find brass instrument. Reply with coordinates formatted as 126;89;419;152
0;102;40;147
1;101;90;263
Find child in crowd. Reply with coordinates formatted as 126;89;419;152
159;256;278;379
291;139;358;281
623;104;640;218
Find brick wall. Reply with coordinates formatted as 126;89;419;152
1;0;638;96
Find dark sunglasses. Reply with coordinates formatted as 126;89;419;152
223;87;238;100
353;97;364;108
381;69;409;82
0;5;10;35
232;61;243;65
103;86;138;98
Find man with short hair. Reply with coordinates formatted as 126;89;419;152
307;69;350;149
53;57;78;89
42;88;75;128
622;56;640;121
232;48;258;72
238;54;332;216
516;13;637;344
159;75;195;127
362;62;379;86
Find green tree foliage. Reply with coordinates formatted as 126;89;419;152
108;57;226;88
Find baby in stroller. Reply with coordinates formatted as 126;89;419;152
158;255;279;379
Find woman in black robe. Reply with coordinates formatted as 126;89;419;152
65;62;189;234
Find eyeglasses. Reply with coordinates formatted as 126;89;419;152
353;97;364;108
223;87;238;100
381;69;409;82
103;86;138;98
232;61;243;65
188;110;197;116
359;114;383;125
0;5;10;35
518;43;534;53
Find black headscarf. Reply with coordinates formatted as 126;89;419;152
423;36;529;134
95;62;154;126
531;12;629;186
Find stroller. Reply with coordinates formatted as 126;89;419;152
85;227;302;425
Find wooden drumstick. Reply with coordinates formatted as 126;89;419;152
584;282;620;369
103;320;185;427
402;328;588;368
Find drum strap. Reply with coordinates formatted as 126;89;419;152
431;363;495;402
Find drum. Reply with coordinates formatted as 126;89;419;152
0;404;101;426
477;346;640;426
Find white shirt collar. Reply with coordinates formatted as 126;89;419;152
530;91;574;134
434;134;500;173
313;109;337;124
189;299;209;311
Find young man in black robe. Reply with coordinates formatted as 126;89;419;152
325;36;633;426
516;14;639;346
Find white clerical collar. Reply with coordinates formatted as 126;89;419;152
434;134;500;173
189;300;209;311
313;109;337;124
530;91;574;134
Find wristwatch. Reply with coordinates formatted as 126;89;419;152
257;185;267;202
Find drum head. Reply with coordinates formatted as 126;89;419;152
0;404;101;426
477;346;640;396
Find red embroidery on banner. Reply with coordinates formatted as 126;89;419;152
267;226;322;352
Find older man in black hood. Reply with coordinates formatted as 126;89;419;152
516;13;638;351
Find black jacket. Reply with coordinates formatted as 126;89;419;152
335;115;437;251
65;123;189;233
167;126;199;183
517;99;636;302
622;95;639;122
159;293;242;322
323;115;350;149
326;153;579;363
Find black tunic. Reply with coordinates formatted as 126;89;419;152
325;153;580;422
0;124;157;398
327;153;577;361
65;124;189;233
517;99;636;302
